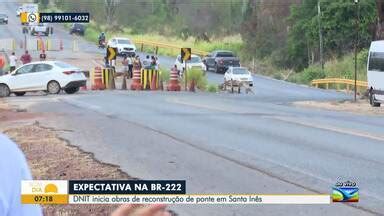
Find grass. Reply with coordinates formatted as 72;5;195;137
182;68;207;91
287;50;368;86
207;84;219;93
80;22;242;57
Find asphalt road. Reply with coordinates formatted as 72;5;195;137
1;1;384;216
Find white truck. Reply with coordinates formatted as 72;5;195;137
29;23;51;36
367;41;384;107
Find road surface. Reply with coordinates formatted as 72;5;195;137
1;1;384;215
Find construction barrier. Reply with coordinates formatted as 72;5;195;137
102;68;116;90
133;39;209;56
0;38;16;51
141;69;160;90
72;39;79;52
311;78;367;92
26;38;40;51
167;68;181;91
46;39;63;51
131;68;142;90
91;66;105;90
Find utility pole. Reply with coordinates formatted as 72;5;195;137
318;1;324;71
354;0;359;102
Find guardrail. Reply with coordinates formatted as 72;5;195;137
132;39;209;56
311;78;368;91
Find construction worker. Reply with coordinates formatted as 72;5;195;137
122;55;129;77
142;55;151;69
128;55;134;78
20;51;32;65
133;56;142;70
39;50;46;61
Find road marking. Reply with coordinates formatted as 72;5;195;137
169;98;384;142
271;116;384;142
167;98;246;114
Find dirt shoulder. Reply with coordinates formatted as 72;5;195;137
293;99;384;116
0;100;132;215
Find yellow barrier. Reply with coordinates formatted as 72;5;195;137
133;39;209;56
102;68;116;89
311;78;368;91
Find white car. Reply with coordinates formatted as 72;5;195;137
108;37;136;57
224;67;253;87
0;61;86;97
175;54;206;73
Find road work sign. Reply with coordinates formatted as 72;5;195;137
107;47;117;61
181;48;191;62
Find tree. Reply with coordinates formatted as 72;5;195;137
105;0;120;30
286;0;376;71
375;0;384;39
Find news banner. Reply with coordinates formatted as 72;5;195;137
21;180;358;205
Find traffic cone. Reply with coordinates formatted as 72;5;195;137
130;69;142;90
167;68;181;91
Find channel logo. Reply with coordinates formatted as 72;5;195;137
332;180;359;202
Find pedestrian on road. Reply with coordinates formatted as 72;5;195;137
20;51;32;65
0;133;42;216
104;56;110;68
133;56;142;71
9;52;17;72
122;55;129;77
155;56;160;71
128;55;134;79
142;55;151;69
150;56;156;70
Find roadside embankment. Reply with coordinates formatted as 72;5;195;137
293;100;384;116
0;100;133;215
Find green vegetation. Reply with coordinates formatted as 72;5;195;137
159;67;170;82
182;68;207;91
207;84;219;93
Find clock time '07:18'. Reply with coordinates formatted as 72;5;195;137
34;195;53;202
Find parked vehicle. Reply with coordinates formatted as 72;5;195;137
69;23;85;36
29;23;51;36
0;14;8;24
203;50;240;73
0;61;87;97
367;41;384;107
107;37;136;57
174;54;206;74
224;67;253;87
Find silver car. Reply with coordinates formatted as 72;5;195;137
0;14;8;24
